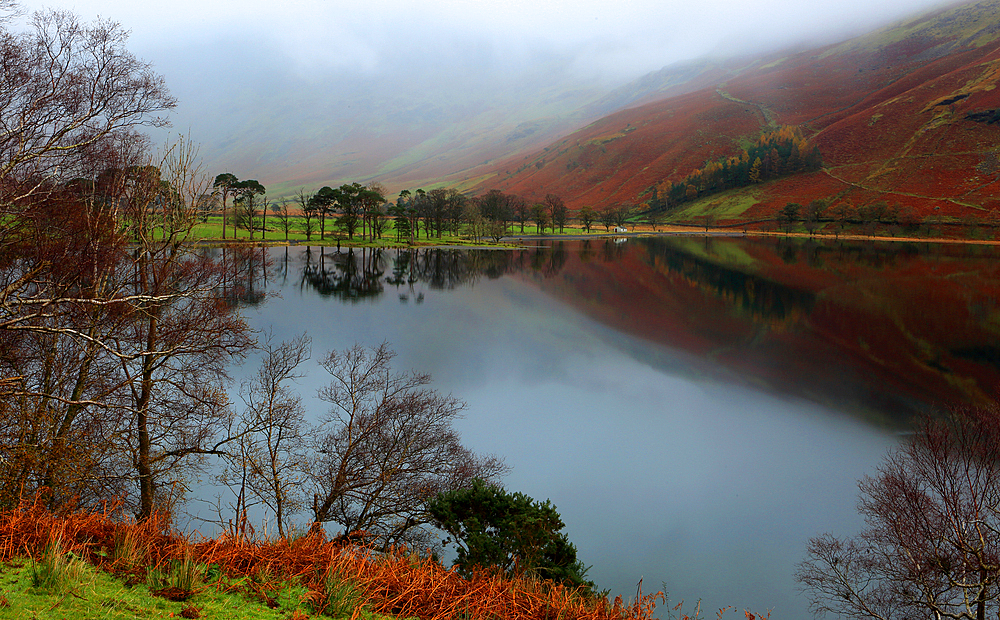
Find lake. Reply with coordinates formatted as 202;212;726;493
225;235;1000;618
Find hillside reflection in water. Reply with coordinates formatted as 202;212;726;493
240;237;999;618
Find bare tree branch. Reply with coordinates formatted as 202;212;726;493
798;406;1000;620
308;342;508;550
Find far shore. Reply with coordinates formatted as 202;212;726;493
188;223;1000;249
504;225;1000;246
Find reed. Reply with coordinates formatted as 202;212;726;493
29;533;85;593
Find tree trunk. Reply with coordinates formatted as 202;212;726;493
136;299;159;520
42;337;97;495
977;570;986;620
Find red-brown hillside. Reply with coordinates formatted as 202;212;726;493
467;0;1000;222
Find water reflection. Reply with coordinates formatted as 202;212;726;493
273;240;653;296
238;236;1000;618
262;237;999;425
199;245;272;307
643;239;816;323
299;246;386;300
278;244;572;301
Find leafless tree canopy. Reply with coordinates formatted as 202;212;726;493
797;406;1000;620
219;333;311;538
0;9;176;203
214;340;509;547
0;8;257;521
0;133;255;519
308;342;508;550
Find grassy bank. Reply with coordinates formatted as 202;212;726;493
0;556;335;620
185;217;510;249
183;214;1000;250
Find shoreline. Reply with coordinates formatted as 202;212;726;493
191;228;1000;249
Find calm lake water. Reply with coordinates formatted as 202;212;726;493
225;236;1000;618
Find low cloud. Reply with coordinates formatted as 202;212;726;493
40;0;948;82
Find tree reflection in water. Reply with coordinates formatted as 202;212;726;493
228;236;1000;427
201;246;272;308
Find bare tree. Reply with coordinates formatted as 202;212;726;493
0;135;255;519
363;182;387;241
486;220;507;243
797;406;1000;620
235;192;262;239
803;200;825;236
196;192;219;224
296;189;315;241
599;206;616;232
645;211;662;232
614;204;633;228
0;175;137;509
336;183;363;241
0;6;176;339
220;333;311;538
233;180;265;239
477;189;513;234
274;199;295;241
511;195;530;234
578;206;596;233
115;138;256;519
370;201;388;240
309;342;508;550
531;203;549;234
0;10;259;521
463;201;485;242
0;9;176;205
545;194;568;234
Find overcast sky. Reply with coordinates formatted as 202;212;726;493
22;0;951;84
10;0;957;186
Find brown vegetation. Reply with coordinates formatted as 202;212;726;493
0;498;668;620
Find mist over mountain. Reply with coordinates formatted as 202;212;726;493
147;35;614;195
469;0;1000;221
27;0;937;199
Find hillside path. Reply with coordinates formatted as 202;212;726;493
821;166;983;210
716;88;777;127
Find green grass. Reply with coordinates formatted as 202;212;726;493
666;188;761;221
507;226;600;236
145;549;200;593
0;555;400;620
186;217;515;248
29;535;88;595
185;213;756;247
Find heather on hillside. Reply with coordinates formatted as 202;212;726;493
472;0;1000;222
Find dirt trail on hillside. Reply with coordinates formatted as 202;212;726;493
716;88;777;127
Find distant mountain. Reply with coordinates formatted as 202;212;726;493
467;0;1000;221
153;40;618;197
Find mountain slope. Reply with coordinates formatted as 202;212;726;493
154;42;620;196
467;0;1000;220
